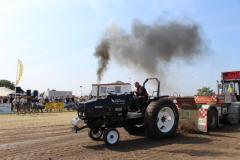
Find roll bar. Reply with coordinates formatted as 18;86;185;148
143;78;160;97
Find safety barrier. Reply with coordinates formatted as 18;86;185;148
0;103;11;114
45;102;65;112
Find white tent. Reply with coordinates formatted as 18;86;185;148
0;87;15;97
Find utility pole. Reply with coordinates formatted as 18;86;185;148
80;86;83;97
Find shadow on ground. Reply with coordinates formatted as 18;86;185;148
204;124;240;138
214;124;240;133
83;124;240;154
84;133;212;152
165;149;224;157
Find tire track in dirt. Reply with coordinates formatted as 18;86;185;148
0;113;239;160
0;127;71;143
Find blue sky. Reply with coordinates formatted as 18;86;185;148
0;0;239;96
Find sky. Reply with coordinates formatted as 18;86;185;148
0;0;239;96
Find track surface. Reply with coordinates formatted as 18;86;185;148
0;112;240;160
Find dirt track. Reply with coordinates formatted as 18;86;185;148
0;112;240;160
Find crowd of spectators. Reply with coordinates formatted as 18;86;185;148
0;95;87;114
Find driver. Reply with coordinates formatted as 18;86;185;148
228;84;235;94
134;82;148;111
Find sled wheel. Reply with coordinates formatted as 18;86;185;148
207;108;218;131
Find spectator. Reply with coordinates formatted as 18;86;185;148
45;96;49;103
59;96;64;102
71;96;75;103
20;96;27;113
65;96;70;104
0;97;3;103
13;97;20;113
3;97;8;103
10;96;14;112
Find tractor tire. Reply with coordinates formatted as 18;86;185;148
88;128;103;140
103;128;120;145
227;105;240;125
124;124;145;136
207;108;218;131
144;99;179;139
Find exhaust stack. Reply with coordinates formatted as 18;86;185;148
97;84;100;99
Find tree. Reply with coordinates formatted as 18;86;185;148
0;80;15;90
114;81;124;84
196;87;215;96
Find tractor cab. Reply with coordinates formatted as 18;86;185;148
219;71;240;102
194;71;240;105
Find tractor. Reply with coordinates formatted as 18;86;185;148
71;78;179;145
194;71;240;131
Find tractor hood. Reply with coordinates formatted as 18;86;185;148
77;94;133;119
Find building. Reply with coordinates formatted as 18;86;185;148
91;82;132;97
43;89;72;99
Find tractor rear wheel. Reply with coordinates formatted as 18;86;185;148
144;99;179;139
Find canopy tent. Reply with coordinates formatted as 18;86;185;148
0;87;15;97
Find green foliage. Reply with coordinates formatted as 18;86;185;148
197;87;215;96
114;81;124;84
0;80;15;90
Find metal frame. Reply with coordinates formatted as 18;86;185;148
143;78;160;97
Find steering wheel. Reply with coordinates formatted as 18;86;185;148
130;91;137;96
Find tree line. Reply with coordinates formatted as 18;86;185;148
0;80;15;90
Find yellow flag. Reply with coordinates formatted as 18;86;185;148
16;59;24;85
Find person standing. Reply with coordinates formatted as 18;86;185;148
13;97;20;113
10;96;14;112
20;96;26;113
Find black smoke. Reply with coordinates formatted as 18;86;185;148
95;19;207;82
94;40;110;82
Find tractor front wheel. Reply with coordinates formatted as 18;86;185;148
88;128;103;140
103;128;120;145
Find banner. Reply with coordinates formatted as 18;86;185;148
16;59;24;85
45;102;64;110
0;103;11;114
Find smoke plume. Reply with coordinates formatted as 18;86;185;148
94;40;110;82
95;19;206;82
